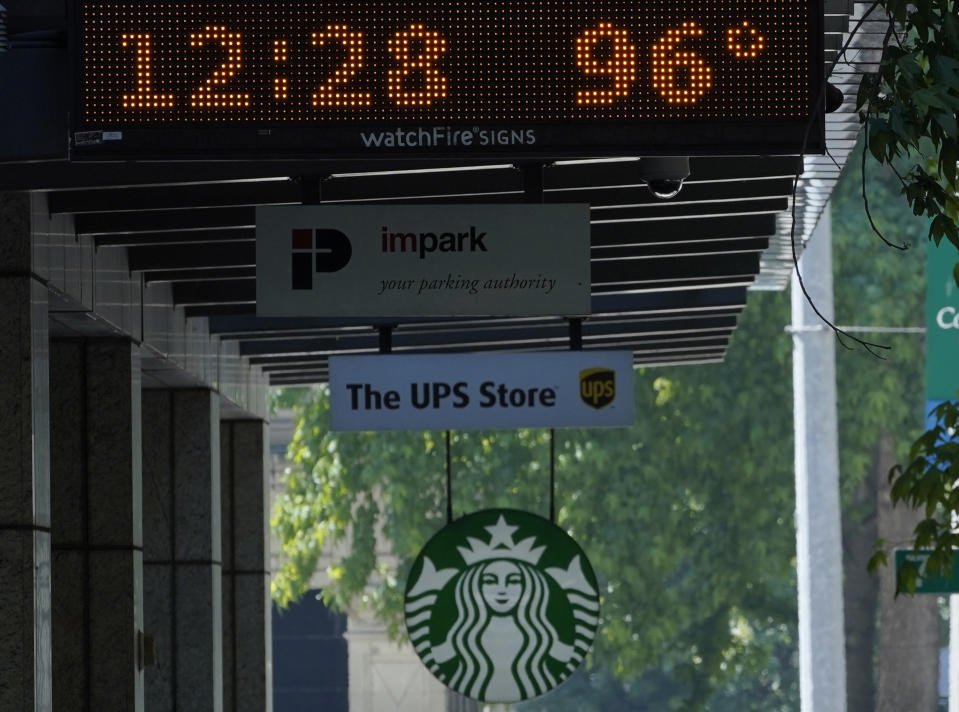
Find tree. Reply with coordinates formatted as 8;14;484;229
271;137;948;710
857;0;959;255
831;138;939;711
272;288;802;711
853;0;959;592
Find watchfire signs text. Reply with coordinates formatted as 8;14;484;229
329;351;634;431
405;509;599;703
256;204;590;317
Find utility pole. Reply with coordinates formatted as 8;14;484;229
790;210;848;712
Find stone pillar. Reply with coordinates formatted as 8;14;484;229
143;389;223;712
49;339;144;711
221;420;272;712
791;211;847;712
0;192;52;712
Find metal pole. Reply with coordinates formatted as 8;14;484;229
446;430;453;524
791;209;848;712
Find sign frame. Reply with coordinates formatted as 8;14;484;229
405;508;600;703
255;203;592;318
328;350;635;431
894;549;959;594
68;0;825;160
926;240;959;401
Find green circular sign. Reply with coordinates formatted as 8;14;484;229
404;508;600;703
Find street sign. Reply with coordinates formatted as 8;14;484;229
328;351;635;431
255;204;591;317
405;509;599;703
895;549;959;594
71;0;823;159
926;240;959;401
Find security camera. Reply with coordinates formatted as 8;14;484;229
640;157;690;200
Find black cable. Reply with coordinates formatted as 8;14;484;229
549;428;556;523
445;430;453;524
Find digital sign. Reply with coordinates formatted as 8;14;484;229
72;0;823;158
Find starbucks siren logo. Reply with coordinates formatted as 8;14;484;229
404;509;600;703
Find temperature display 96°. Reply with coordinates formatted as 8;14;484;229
73;0;824;157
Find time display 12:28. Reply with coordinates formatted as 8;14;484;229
78;0;815;125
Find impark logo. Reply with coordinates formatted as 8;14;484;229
404;509;599;704
936;306;959;329
579;367;616;409
290;228;352;289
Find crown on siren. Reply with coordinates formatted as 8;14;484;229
457;514;546;566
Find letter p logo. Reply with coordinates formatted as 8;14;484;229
291;228;352;289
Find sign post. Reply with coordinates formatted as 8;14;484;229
926;240;959;403
895;550;959;594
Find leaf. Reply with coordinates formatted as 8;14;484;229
896;560;921;596
940;141;959;186
934;110;958;139
912;87;955;113
867;549;888;573
933;54;959;91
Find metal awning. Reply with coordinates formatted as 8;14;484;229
0;0;883;389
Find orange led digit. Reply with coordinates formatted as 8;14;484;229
387;25;448;106
74;0;823;157
189;26;251;108
575;24;636;105
651;22;712;104
120;34;175;108
312;26;372;107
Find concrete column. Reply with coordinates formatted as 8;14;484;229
791;211;847;712
50;339;144;712
0;192;52;712
221;420;272;712
143;389;223;712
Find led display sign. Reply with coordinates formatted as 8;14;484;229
72;0;823;158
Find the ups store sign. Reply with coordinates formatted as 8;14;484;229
329;351;635;431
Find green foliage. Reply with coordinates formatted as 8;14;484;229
271;290;799;710
870;400;959;592
831;139;928;503
857;0;959;249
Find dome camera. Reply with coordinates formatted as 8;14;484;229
640;156;690;200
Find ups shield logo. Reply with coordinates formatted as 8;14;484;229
579;368;616;409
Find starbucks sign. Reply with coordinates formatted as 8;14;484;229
404;509;600;703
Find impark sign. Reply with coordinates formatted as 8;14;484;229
255;204;591;317
405;509;599;703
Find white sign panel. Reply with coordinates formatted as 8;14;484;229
329;351;634;431
256;204;590;317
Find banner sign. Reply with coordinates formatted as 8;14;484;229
405;509;599;703
256;204;591;317
925;240;959;401
329;351;634;431
895;549;959;594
